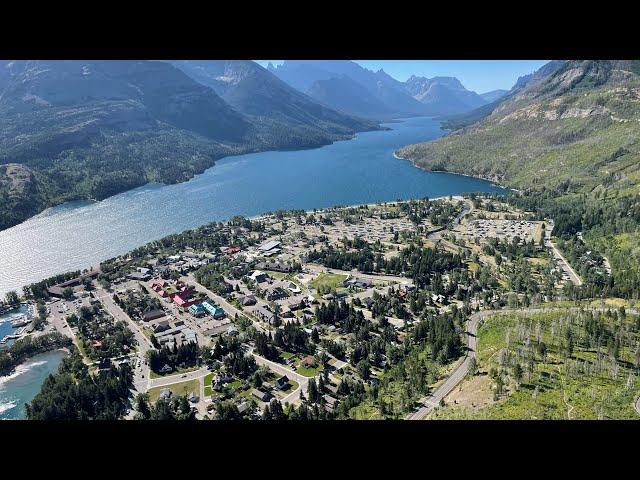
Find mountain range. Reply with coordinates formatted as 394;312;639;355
0;60;377;231
398;60;640;192
267;60;494;119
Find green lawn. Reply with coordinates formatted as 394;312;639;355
296;365;321;377
309;273;348;292
283;379;299;395
148;379;200;403
280;351;295;360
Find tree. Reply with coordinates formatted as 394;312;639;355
135;393;151;419
513;363;524;385
62;287;74;301
307;378;319;403
4;290;19;305
468;357;478;377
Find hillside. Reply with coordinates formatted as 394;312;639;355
0;60;378;231
306;75;398;120
479;89;508;103
398;60;640;191
170;60;378;140
398;60;640;299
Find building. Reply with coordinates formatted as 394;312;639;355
202;301;225;319
275;375;290;390
300;356;316;368
188;303;206;317
258;240;281;252
236;294;256;306
127;269;151;281
253;305;275;324
344;278;373;289
258;262;293;273
252;389;272;402
249;270;268;283
142;309;166;322
265;286;286;301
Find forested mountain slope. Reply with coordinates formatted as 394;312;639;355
0;60;378;231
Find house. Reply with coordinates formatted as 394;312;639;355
237;294;256;306
284;296;305;311
127;270;151;281
224;247;241;255
275;375;290;390
300;356;316;368
237;402;251;415
258;262;293;273
252;389;272;402
287;282;301;294
253;305;275;324
151;319;170;333
159;389;172;400
265;286;286;301
249;270;268;283
142;309;166;322
344;278;373;289
322;394;338;411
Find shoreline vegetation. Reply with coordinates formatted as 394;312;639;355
393;150;518;193
0;332;72;378
0;127;380;234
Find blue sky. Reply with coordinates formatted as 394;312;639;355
255;60;549;93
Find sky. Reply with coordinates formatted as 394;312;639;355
255;60;549;93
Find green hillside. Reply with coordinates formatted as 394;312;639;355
399;60;640;300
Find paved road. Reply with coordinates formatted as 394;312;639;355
94;284;153;391
147;366;210;389
545;222;583;286
405;306;639;420
249;348;314;405
406;308;491;420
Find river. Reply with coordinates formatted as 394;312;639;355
0;116;507;297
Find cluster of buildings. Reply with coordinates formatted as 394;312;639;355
150;280;205;310
154;323;198;349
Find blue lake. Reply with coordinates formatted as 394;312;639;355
0;116;506;297
0;349;67;420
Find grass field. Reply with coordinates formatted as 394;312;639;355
432;309;640;420
309;273;348;292
148;379;200;403
296;365;321;377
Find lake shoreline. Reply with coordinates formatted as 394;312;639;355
0;117;507;298
393;150;518;193
0;125;387;235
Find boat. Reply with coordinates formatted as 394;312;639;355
11;315;31;328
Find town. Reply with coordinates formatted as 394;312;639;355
2;194;619;420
